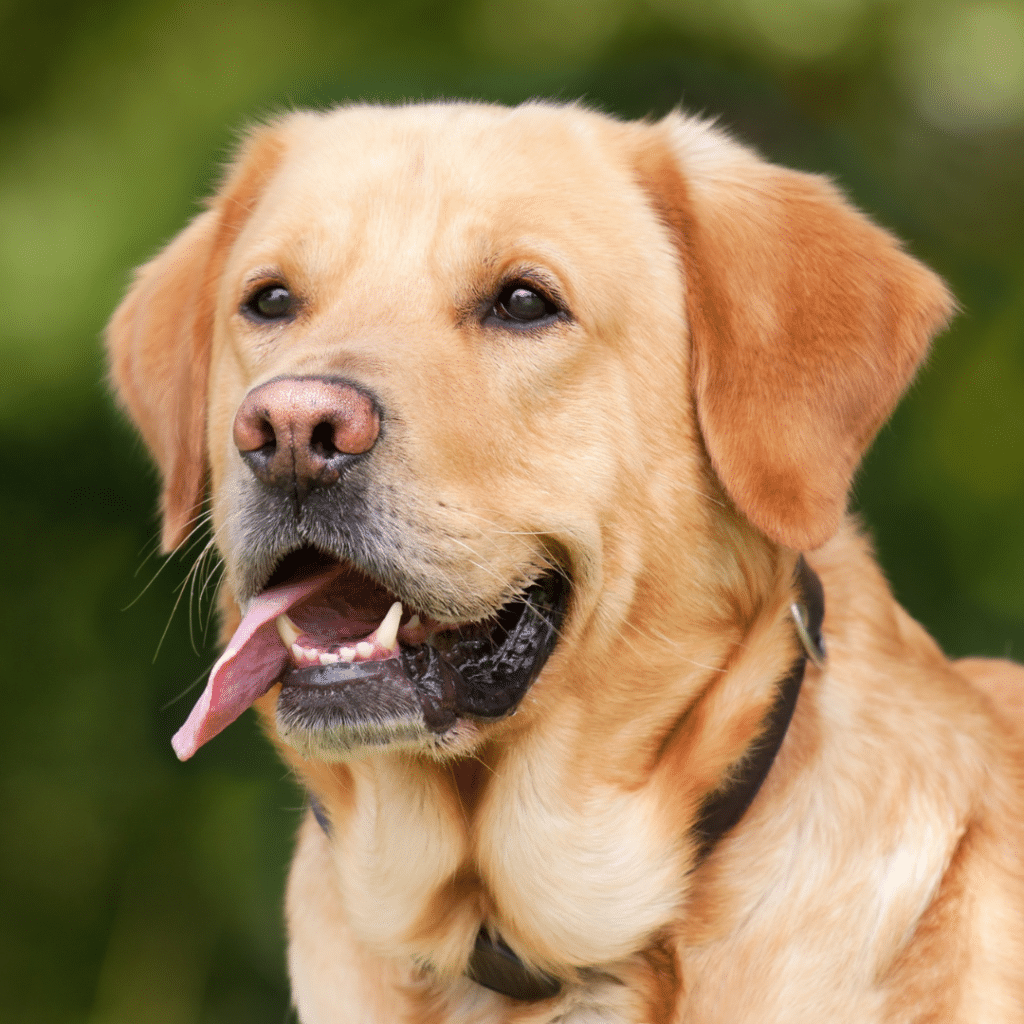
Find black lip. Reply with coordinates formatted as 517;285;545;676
275;570;569;742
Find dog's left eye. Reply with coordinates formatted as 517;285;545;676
492;283;559;325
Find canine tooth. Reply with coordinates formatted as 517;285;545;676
277;613;302;648
340;647;356;663
406;614;421;630
319;652;340;665
356;641;373;658
377;602;402;651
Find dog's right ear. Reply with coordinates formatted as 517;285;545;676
106;125;285;553
107;206;221;553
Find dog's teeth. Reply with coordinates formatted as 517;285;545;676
319;652;340;665
277;613;302;648
406;614;421;630
291;644;321;665
377;602;402;651
340;647;356;663
356;641;373;658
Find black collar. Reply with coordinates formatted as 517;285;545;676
308;556;825;1003
691;555;825;863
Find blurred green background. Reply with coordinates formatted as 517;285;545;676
1;0;1022;1021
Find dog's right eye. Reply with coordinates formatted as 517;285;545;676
245;284;293;321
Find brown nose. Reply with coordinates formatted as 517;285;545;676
233;377;380;499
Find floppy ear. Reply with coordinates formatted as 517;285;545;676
106;125;285;552
107;208;221;552
635;115;955;550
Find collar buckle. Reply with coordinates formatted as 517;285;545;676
790;600;826;669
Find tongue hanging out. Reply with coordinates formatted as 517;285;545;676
171;565;410;760
171;554;567;761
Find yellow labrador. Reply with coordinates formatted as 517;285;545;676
107;102;1024;1022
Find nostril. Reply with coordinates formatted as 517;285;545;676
234;403;278;456
309;420;338;458
253;416;277;453
255;416;277;452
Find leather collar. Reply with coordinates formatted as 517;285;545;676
308;556;825;1003
691;555;825;863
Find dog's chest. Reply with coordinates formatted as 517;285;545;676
329;753;685;971
474;763;685;965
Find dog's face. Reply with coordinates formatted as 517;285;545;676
108;102;952;773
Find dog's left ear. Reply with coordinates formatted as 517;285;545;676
107;124;285;552
634;115;955;550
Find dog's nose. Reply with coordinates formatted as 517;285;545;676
233;377;380;498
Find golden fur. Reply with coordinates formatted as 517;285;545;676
107;102;1024;1022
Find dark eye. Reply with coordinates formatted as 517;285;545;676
493;283;558;324
245;284;293;320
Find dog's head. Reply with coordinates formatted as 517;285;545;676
108;102;952;767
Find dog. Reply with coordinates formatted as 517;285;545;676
107;101;1024;1022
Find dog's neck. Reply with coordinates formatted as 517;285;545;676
305;557;825;1003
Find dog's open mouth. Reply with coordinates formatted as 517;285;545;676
172;547;568;760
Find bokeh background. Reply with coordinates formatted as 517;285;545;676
2;0;1022;1021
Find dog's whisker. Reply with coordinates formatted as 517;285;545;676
122;510;214;611
187;552;217;654
154;576;192;663
184;545;205;654
157;529;219;662
192;538;220;603
439;535;528;592
198;560;227;640
131;505;211;577
188;536;223;641
132;530;167;575
170;532;220;655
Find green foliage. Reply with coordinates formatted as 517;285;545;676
1;0;1021;1020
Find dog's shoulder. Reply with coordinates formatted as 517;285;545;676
957;657;1024;734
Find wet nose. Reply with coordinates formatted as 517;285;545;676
232;377;380;499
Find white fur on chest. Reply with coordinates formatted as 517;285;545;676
474;737;686;966
327;739;686;971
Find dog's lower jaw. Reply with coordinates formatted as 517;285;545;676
274;698;483;762
257;685;489;764
277;713;444;761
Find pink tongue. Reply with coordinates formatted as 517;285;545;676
172;566;344;760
